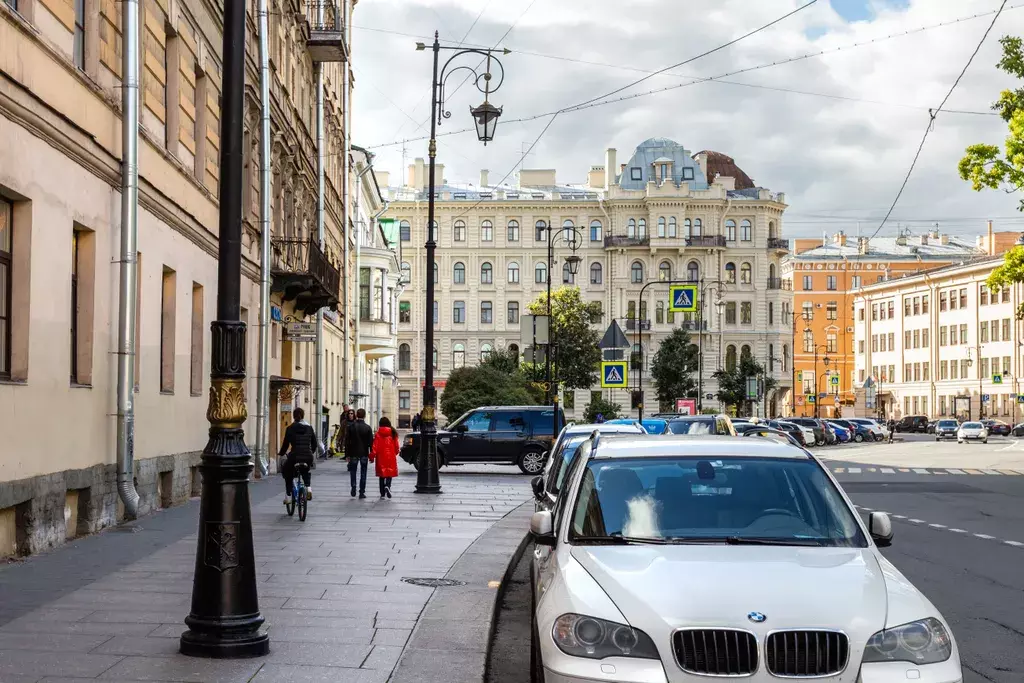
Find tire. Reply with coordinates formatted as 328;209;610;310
854;434;864;443
983;439;988;444
518;449;546;476
298;490;307;522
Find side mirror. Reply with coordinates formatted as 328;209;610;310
868;512;893;548
530;511;556;547
531;475;545;499
454;424;468;433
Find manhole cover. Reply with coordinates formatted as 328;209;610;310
401;577;465;588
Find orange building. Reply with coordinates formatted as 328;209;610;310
780;228;1014;418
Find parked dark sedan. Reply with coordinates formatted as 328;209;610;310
982;419;1012;436
1013;422;1024;437
934;419;959;440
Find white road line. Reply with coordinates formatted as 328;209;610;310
946;469;967;475
928;523;947;529
909;519;925;524
974;534;996;540
982;469;1002;475
912;468;930;474
880;468;895;474
1006;541;1024;547
892;515;907;519
848;467;862;474
949;528;967;533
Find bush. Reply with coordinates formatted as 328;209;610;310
583;395;621;423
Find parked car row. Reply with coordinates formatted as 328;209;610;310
527;426;963;683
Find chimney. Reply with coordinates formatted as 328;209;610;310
588;165;606;189
605;148;617;191
436;164;445;191
858;236;869;255
833;231;847;247
988;219;994;255
413;158;425;190
694;152;708;178
480;169;489;187
940;234;949;245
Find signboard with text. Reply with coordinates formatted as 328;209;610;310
284;321;316;342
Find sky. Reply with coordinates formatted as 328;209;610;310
350;0;1024;240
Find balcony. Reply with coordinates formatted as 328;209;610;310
306;0;348;63
767;237;790;251
359;318;397;359
625;319;651;332
271;237;341;316
604;235;650;248
766;277;793;290
686;235;727;248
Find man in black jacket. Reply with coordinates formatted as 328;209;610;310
279;407;319;505
345;408;374;499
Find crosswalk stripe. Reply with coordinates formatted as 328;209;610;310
899;468;911;473
833;468;845;473
963;469;984;475
912;468;930;474
974;533;996;540
848;467;862;474
880;467;895;474
867;467;877;473
909;519;925;523
997;470;1021;475
946;469;967;475
982;469;1002;475
949;528;967;533
928;523;946;529
1006;541;1024;547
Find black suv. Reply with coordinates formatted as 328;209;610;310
895;415;929;433
399;405;565;475
786;417;831;446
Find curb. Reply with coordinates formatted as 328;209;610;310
484;519;533;681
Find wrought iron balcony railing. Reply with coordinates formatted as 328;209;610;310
271;237;341;316
686;235;727;248
679;320;708;331
766;277;792;290
625;318;651;331
604;235;650;248
306;0;347;63
767;237;790;251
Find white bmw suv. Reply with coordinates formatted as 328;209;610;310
530;434;962;682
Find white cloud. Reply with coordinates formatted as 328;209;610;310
351;0;1024;237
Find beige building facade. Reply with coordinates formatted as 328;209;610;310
0;0;371;556
385;138;795;425
853;254;1024;423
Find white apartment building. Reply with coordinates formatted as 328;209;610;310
383;138;795;425
853;255;1024;422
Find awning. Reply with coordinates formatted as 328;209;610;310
270;375;311;388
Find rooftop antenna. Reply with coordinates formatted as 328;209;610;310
400;140;408;188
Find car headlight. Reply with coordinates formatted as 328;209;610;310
863;618;952;665
552;614;659;660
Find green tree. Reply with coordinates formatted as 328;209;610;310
583;395;621;423
527;286;602;391
439;365;542;425
650;328;699;411
712;349;776;415
480;347;521;374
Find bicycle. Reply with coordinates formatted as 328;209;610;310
285;463;310;522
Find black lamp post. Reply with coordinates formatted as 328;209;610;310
414;33;508;495
180;0;268;658
544;224;583;438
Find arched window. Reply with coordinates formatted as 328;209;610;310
659;261;672;281
725;345;737;372
590;219;602;242
507;219;520;242
433;261;439;284
658;217;666;238
769;220;777;239
481;219;493;242
432;345;438;370
740;262;752;285
740;219;752;241
507;261;520;283
480;343;493;361
630;343;643;370
562;261;575;284
590;262;603;284
725;262;737;284
400;261;412;284
535;219;548;242
535;261;548;284
684;218;692;238
669;217;677;237
562;219;577;247
508;343;519;363
693;218;702;237
453;219;466;242
453;262;466;284
453;343;465;368
631;261;644;283
428;220;438;243
398;343;411;371
480;262;493;284
627;218;637;238
399;220;411;242
687;260;700;282
638;218;647;238
656;300;665;324
725;219;737;242
769;263;777;281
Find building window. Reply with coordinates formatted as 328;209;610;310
852;275;861;289
960;288;968;308
398;344;411;371
190;283;203;395
1003;318;1011;340
659;261;672;282
981;321;989;343
507;220;520;242
803;275;812;291
433;261;439;284
826;275;837;291
399;390;411;409
686;261;699;282
453;343;465;368
630;167;642;181
73;0;86;69
960;323;968;345
826;301;837;320
481;301;493;324
507;301;519;324
961;359;970;377
803;329;814;353
453;262;465;284
939;291;947;311
480;262;493;284
658;217;666;238
70;230;81;383
922;329;929;347
453;301;465;324
535;219;548;242
725;262;737;284
631;261;644;283
480;343;493;362
684;219;692;238
656;301;665;324
768;302;774;325
858;340;864;354
950;360;958;379
905;330;912;348
590;220;602;242
1003;287;1010;303
399;220;411;241
725;219;736;242
913;296;921;315
535;262;547;284
453;220;466;242
827;332;837;353
506;261;521;284
160;266;177;393
399;301;411;324
782;345;789;372
400;261;411;284
481;219;493;242
693;218;702;236
904;299;912;317
428;220;438;242
980;285;989;305
631;343;644;370
725;345;737;373
433;346;438;370
359;267;371;320
590;262;602;284
668;217;677;237
740;219;752;241
888;332;894;349
740;302;752;325
740;262;751;285
982;357;990;378
726;301;737;325
887;301;894;318
922;295;929;313
802;301;813;321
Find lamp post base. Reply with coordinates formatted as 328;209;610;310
180;623;270;659
414;405;442;495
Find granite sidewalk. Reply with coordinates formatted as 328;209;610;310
0;460;532;682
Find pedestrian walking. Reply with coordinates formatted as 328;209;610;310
344;408;374;499
336;407;354;456
370;416;400;499
411;412;421;432
886;417;896;444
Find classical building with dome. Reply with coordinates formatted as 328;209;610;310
381;137;795;424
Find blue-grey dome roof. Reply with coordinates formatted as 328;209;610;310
618;138;709;191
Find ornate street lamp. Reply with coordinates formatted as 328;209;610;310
413;34;509;495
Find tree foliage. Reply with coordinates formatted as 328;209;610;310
712;349;776;415
650;328;699;411
439;365;542;425
583;395;621;423
527;286;603;391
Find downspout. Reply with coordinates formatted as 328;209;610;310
353;161;372;406
115;0;141;517
341;0;351;404
313;0;326;449
253;0;272;477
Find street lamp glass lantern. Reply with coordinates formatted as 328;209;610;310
565;254;582;276
470;101;502;144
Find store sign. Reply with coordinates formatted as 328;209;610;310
270;305;282;322
284;322;316;343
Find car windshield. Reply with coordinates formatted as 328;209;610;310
938;420;958;428
568;457;867;547
667;419;715;435
962;422;983;429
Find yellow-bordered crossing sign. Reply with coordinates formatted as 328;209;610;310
668;284;698;313
600;361;628;388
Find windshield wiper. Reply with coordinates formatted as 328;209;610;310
573;535;668;545
724;536;826;546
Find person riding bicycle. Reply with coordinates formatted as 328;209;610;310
280;407;319;505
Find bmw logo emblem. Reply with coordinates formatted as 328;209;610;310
747;612;767;624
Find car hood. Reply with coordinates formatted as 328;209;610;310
571;545;888;653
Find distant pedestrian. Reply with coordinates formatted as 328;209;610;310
337;407;354;455
886;418;896;444
345;408;374;499
370;416;400;499
412;412;422;432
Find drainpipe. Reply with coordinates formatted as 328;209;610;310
115;0;141;518
253;0;272;477
353;161;372;409
313;0;326;450
341;0;351;404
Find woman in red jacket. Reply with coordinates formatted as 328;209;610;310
370;416;400;499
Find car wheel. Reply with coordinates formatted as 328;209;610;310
983;439;988;444
854;434;864;443
518;449;546;476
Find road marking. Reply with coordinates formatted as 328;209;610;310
997;470;1021;475
899;468;911;473
909;519;925;524
867;467;877;473
949;528;967;533
963;469;984;475
1006;541;1024;547
892;515;907;519
833;467;845;473
848;467;862;474
880;467;895;474
912;468;930;474
928;523;947;529
947;469;967;475
982;469;1002;475
488;580;501;588
974;534;996;540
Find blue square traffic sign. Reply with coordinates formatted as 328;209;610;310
668;285;698;313
601;361;629;388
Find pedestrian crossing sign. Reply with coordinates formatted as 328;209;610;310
601;361;629;388
668;284;698;313
993;374;1003;384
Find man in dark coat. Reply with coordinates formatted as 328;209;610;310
279;407;319;504
345;408;374;499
